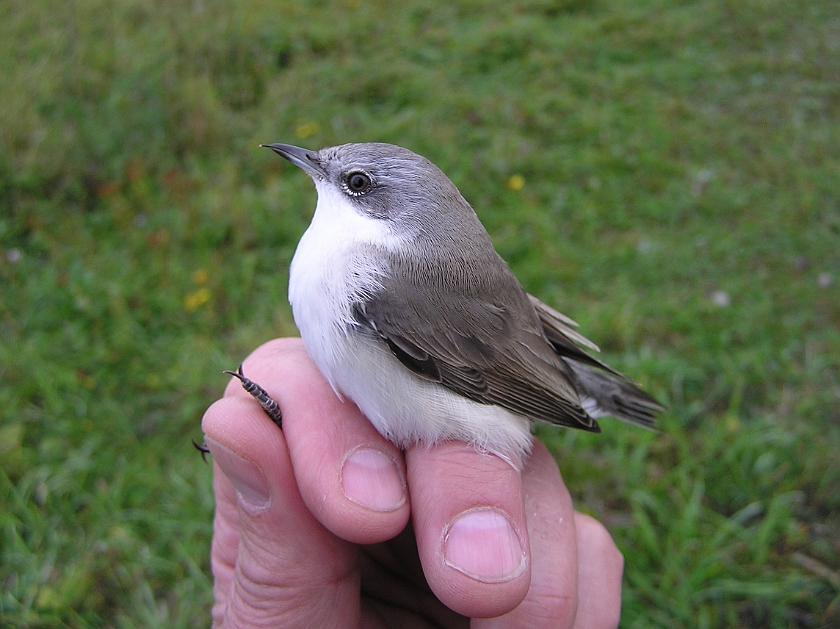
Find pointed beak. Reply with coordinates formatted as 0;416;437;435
260;143;326;179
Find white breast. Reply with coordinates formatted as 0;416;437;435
288;183;397;389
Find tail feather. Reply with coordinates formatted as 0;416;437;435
529;292;665;429
565;358;663;429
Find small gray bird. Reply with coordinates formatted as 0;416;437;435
261;142;663;468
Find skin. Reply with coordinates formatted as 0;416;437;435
202;338;624;628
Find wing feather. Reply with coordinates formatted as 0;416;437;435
355;260;600;432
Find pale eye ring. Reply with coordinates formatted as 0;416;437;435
345;171;372;195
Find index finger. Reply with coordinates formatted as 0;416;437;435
226;338;411;545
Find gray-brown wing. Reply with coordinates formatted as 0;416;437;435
354;275;600;432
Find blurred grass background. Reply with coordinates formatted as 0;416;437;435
1;0;839;626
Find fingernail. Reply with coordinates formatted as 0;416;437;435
341;446;406;512
205;437;271;509
444;508;526;583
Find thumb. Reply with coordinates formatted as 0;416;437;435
203;395;360;628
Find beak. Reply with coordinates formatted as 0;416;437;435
260;143;326;179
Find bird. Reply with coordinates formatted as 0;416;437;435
255;141;663;469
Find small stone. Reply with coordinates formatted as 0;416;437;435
710;290;731;307
691;169;714;198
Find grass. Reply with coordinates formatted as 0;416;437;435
1;0;839;626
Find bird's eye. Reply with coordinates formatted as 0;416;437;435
345;171;372;195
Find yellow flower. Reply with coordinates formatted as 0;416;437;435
506;174;525;191
184;288;211;311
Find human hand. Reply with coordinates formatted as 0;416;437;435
202;338;623;628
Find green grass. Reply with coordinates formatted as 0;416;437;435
2;0;839;626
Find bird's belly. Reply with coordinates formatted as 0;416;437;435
324;331;534;468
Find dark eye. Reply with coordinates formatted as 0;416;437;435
346;171;372;194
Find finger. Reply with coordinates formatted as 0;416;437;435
202;395;360;628
405;441;531;619
476;441;579;628
229;338;410;544
572;513;623;629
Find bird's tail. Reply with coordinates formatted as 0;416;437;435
564;358;664;429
